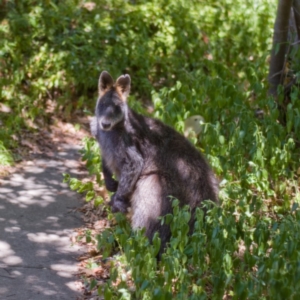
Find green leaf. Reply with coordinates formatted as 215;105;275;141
274;42;280;55
219;135;225;144
62;173;70;183
86;190;95;202
103;285;112;299
141;280;150;291
90;278;97;290
94;196;103;207
176;81;182;90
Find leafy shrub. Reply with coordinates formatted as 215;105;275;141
0;140;14;166
2;0;300;298
78;196;300;299
66;75;300;297
1;0;276;163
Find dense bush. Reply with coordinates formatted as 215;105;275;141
2;0;300;298
1;0;275;158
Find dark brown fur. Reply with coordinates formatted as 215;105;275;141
91;71;219;252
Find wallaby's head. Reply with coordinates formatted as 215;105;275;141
96;71;131;131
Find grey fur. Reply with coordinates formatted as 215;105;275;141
92;71;219;253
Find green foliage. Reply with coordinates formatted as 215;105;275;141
57;1;300;298
0;140;14;166
93;200;300;299
69;88;300;298
0;0;275;164
3;0;300;298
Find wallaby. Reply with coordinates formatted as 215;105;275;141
91;71;219;253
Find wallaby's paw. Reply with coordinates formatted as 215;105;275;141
105;179;118;192
109;194;130;213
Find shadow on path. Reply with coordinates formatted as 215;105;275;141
0;144;85;300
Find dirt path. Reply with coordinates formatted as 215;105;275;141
0;122;88;299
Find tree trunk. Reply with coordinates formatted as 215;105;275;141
268;0;293;97
293;0;300;39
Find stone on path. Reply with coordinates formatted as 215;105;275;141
0;144;85;300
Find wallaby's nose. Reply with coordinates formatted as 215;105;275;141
101;121;111;130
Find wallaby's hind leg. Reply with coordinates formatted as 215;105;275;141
130;174;162;231
130;174;171;253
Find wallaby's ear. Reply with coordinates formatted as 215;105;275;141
115;74;131;100
99;71;114;96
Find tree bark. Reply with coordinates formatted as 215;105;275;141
268;0;293;97
293;0;300;39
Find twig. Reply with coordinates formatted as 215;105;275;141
291;39;300;45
